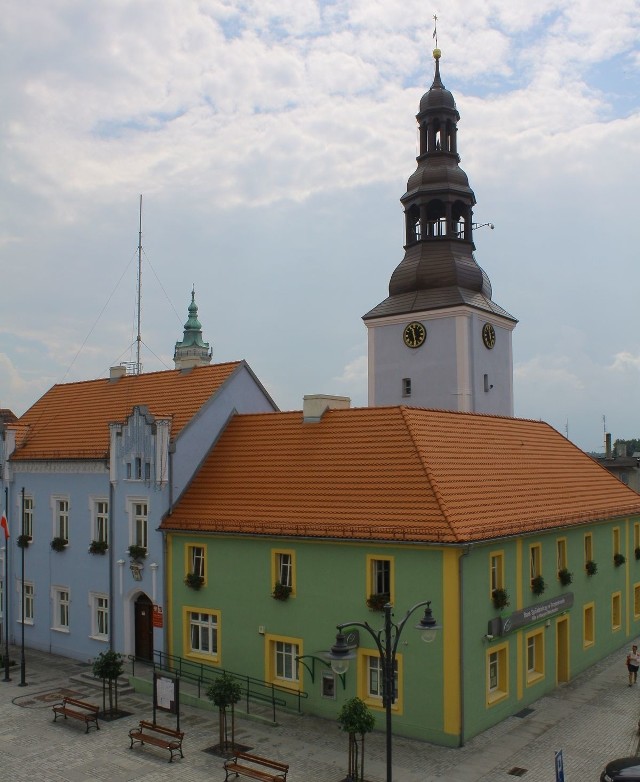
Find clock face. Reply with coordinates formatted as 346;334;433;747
403;322;426;349
482;323;496;349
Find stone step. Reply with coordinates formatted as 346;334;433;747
69;671;136;696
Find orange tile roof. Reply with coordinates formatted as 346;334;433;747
10;363;242;461
161;406;640;544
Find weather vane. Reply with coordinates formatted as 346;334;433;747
432;13;438;49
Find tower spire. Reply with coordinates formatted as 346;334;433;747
173;289;213;369
363;44;517;416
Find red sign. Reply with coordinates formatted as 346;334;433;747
152;605;163;628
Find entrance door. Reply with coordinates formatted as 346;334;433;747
134;594;154;661
556;616;569;684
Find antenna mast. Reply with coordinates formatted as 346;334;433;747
136;194;143;375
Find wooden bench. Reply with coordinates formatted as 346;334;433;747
52;696;100;733
128;720;184;762
224;751;289;782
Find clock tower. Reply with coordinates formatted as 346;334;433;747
363;48;517;415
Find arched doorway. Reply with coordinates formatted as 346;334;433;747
134;593;153;661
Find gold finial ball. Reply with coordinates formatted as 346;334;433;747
433;47;441;60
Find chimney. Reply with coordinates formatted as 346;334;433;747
606;433;612;459
110;366;127;382
303;394;350;423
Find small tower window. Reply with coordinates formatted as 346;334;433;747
402;378;412;397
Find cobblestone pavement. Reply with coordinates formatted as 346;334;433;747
0;642;639;781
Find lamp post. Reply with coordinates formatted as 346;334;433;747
327;600;440;782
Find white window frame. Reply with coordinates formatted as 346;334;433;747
90;592;109;641
52;496;69;542
129;499;149;549
372;559;391;596
366;655;398;702
23;496;34;540
52;587;70;633
277;553;293;588
274;640;299;683
92;499;109;544
18;581;34;625
190;546;205;579
188;611;218;657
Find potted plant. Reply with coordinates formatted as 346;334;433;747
273;581;292;601
492;588;510;611
531;575;546;596
207;672;242;753
366;593;389;611
128;544;147;562
558;568;573;586
89;540;109;555
184;572;204;590
586;559;598;576
337;696;376;782
614;553;626;567
50;536;67;552
17;534;31;548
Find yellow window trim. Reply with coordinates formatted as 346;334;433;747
584;532;593;566
264;633;303;692
182;605;220;665
613;527;621;557
486;642;509;706
524;628;544;686
366;554;395;606
556;538;567;574
489;550;505;597
356;648;403;714
583;602;595;648
612;591;622;631
529;543;542;586
270;549;297;597
185;543;207;587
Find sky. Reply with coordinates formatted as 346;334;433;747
1;0;639;453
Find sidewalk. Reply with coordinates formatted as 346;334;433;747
0;643;638;781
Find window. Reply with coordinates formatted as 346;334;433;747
19;581;34;624
356;649;402;711
272;550;295;595
613;527;621;557
186;610;219;660
367;556;394;605
583;603;595;647
584;533;593;567
144;461;151;481
525;629;544;684
54;498;69;542
52;588;69;632
23;497;33;539
90;594;109;640
126;463;132;479
187;545;206;580
635;523;640;553
635;584;640;620
130;501;148;549
487;643;508;704
556;538;567;573
135;457;142;480
265;634;302;689
529;544;542;586
612;591;622;631
93;500;109;544
490;552;504;594
402;378;412;397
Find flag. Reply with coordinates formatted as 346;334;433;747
1;513;9;540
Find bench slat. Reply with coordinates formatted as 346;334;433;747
224;751;289;782
52;697;100;733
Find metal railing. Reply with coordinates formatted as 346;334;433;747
129;651;308;722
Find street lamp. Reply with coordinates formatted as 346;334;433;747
327;600;440;782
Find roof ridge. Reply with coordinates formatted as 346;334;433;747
399;406;462;542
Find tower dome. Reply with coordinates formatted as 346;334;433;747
173;289;213;369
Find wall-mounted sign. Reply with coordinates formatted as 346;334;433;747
488;593;574;637
152;605;163;628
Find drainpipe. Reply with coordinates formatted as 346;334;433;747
458;545;472;746
108;478;115;652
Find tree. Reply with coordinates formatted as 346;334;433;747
207;672;242;752
337;697;376;781
92;650;124;718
